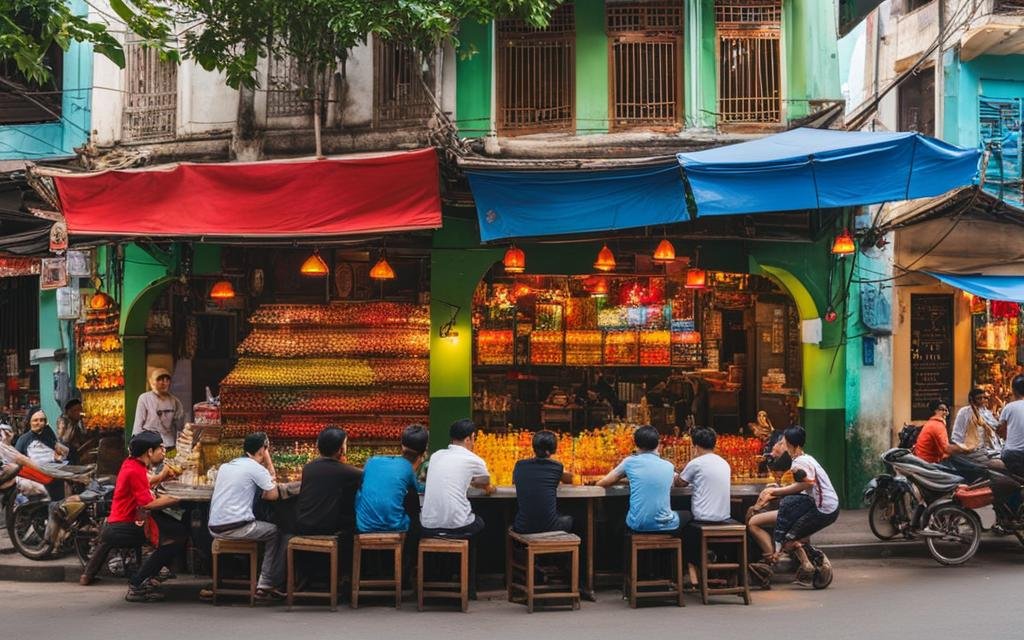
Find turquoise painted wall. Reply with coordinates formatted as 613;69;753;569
783;0;842;122
944;52;1024;149
0;0;92;160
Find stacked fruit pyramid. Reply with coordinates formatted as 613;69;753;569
218;302;429;467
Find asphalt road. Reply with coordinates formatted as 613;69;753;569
3;552;1022;640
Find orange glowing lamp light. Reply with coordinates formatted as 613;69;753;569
369;257;396;280
593;244;616;272
90;290;114;310
209;280;236;300
503;245;526;274
685;268;707;289
652;238;676;263
589;277;608;298
831;229;856;256
300;249;329;276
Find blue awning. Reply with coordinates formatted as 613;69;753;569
677;128;981;218
468;128;980;242
468;164;686;243
929;272;1024;303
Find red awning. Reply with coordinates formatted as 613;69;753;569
52;148;442;238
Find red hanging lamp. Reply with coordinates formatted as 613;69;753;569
685;268;707;289
503;244;526;274
652;238;676;263
831;228;856;256
209;280;236;300
89;290;115;310
593;244;617;272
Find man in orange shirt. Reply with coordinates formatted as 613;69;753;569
914;401;964;463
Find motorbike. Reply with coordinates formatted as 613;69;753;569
0;462;107;562
748;538;833;590
864;448;1024;565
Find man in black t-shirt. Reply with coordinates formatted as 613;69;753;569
512;430;573;533
296;427;363;535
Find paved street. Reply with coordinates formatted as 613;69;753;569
2;552;1022;640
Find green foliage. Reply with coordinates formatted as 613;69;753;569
1;0;560;88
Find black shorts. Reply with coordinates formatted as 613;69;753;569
774;494;838;544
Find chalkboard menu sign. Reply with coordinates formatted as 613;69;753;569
910;294;954;420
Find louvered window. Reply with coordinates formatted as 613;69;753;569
607;1;683;130
715;0;782;125
496;4;575;135
122;39;177;141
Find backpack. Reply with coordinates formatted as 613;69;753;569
897;423;922;450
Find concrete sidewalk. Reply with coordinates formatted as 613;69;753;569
2;509;1021;582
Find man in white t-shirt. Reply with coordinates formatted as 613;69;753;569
748;426;838;587
677;426;733;583
420;419;494;598
208;432;286;600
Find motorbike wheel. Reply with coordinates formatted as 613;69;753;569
868;494;900;541
925;505;981;566
7;501;54;560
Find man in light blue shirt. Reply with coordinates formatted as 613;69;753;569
598;425;680;532
356;424;428;533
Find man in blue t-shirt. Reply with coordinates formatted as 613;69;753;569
355;424;428;583
597;425;681;533
356;424;428;533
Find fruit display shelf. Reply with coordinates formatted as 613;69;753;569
77;309;126;431
219;302;430;449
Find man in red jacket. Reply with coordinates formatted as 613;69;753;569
80;431;186;602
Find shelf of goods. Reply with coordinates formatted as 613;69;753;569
475;424;768;487
218;302;430;471
77;310;125;431
476;327;702;368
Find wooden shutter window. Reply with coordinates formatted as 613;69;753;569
607;1;684;131
373;39;435;127
715;0;782;127
122;40;178;141
496;4;575;135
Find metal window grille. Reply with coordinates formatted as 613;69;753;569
715;0;781;125
979;97;1023;200
373;39;434;127
607;2;683;130
122;40;177;141
266;55;312;118
496;4;575;134
995;0;1024;14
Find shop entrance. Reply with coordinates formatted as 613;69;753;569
471;265;803;442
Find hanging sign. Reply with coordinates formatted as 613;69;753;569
49;221;68;253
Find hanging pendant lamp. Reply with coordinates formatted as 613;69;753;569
652;238;676;263
369;255;396;280
89;290;115;310
593;244;616;272
209;280;236;300
503;244;526;274
831;229;856;256
300;249;330;276
589;277;608;298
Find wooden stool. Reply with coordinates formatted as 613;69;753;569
286;535;339;611
625;533;685;608
417;537;469;612
352;532;404;609
506;529;581;613
696;523;751;605
211;539;259;606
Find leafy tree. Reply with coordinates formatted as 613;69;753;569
1;0;560;88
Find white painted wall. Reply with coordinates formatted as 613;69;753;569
86;1;446;150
